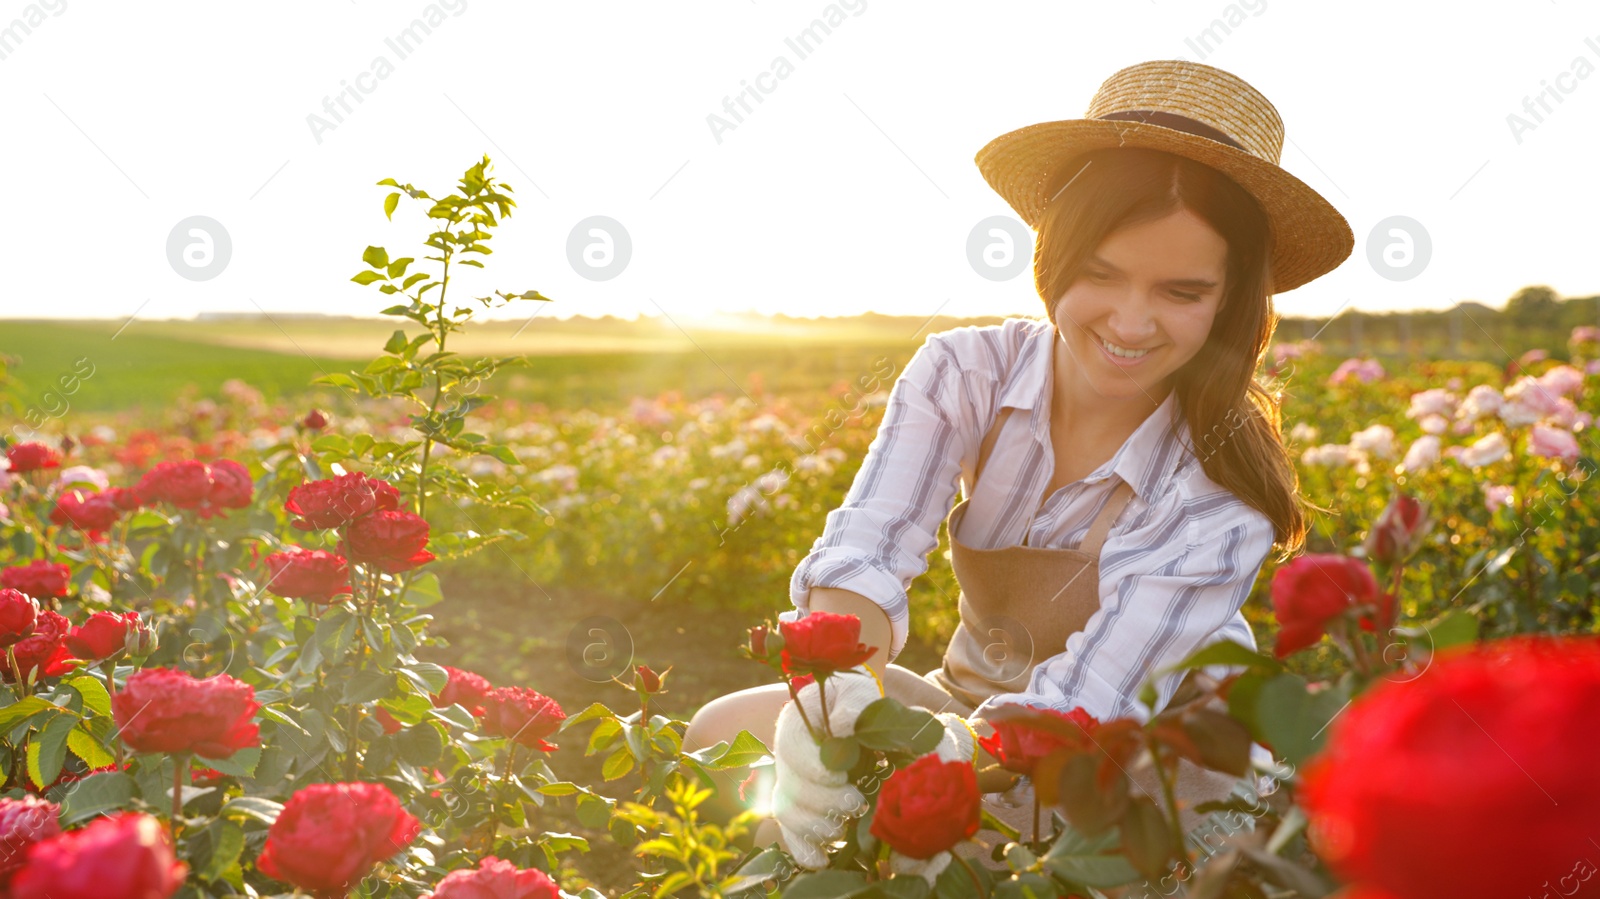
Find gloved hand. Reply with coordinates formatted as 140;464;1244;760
883;712;979;886
769;666;884;869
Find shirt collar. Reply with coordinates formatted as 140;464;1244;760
999;320;1187;503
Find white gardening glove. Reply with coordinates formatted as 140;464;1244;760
883;712;979;887
769;666;884;869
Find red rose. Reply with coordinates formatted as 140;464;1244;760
49;489;123;534
302;409;329;430
976;705;1100;777
2;610;75;684
64;611;142;663
425;855;560;899
777;611;877;675
869;754;981;859
263;549;352;605
105;486;143;512
203;459;254;516
257;781;422;899
344;510;436;574
135;460;211;509
1300;635;1600;899
1362;494;1431;567
432;666;492;717
1;561;71;600
284;472;401;531
1270;554;1382;658
479;687;565;752
374;706;403;735
0;589;39;649
191;766;227;786
5;443;61;473
10;812;186;899
0;796;59;887
110;668;260;758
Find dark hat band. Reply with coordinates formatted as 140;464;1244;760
1096;109;1246;152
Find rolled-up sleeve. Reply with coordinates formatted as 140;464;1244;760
782;336;969;662
971;505;1275;725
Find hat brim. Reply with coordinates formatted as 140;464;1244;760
975;118;1353;294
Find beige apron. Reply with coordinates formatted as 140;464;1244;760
878;406;1244;859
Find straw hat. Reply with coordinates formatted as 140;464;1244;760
975;59;1352;294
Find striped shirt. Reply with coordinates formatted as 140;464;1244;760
782;317;1276;725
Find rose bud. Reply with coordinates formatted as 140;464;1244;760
9;812;186;899
425;855;560;899
777;610;876;676
634;664;663;694
0;796;60;888
123;617;158;658
344;510;436;574
1363;494;1432;567
2;610;74;684
0;561;71;600
110;668;260;759
0;589;39;649
4;443;62;474
747;624;768;657
1271;554;1381;658
870;754;982;860
64;611;143;663
479;686;566;752
256;782;422;898
432;666;493;718
302;409;329;430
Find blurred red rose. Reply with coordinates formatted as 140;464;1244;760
302;409;329;430
1271;554;1383;658
425;855;559;899
976;705;1100;777
1300;635;1600;899
284;472;401;531
1362;494;1431;567
433;666;492;718
10;812;186;899
134;460;211;509
2;610;75;684
110;668;260;758
0;561;71;600
64;611;143;663
870;753;981;859
343;510;435;574
5;443;61;473
256;781;422;899
373;706;403;735
777;610;876;675
204;459;254;515
0;589;39;649
105;486;143;512
263;549;352;605
479;686;565;752
0;796;59;888
49;489;124;535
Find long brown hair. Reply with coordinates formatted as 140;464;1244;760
1032;146;1314;555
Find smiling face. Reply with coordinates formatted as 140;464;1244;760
1049;205;1230;406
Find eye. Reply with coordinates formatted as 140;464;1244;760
1087;270;1112;283
1172;291;1203;302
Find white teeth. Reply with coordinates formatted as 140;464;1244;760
1099;336;1152;358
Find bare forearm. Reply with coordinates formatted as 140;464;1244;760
805;586;891;678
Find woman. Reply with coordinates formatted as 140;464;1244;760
684;58;1352;865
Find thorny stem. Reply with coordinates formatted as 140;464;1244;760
171;755;186;844
104;662;124;767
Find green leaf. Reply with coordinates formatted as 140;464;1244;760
396;720;444;767
197;820;246;883
351;270;384;285
403;571;444;608
58;771;136;825
854;698;941;754
220;796;284;825
63;676;112;718
28;712;78;789
0;697;54;732
601;746;634;781
197;746;260;778
1163;641;1284;678
577;792;612;829
384;329;409;355
782;872;870;899
402;273;430;290
398;662;449;695
820;735;860;772
341;669;396;705
314;607;357;661
387;257;414;279
383;192;400;220
1254;673;1350;767
694;729;770;770
66;724;115;770
363;246;389;269
1041;822;1141;888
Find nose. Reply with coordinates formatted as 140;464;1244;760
1105;294;1159;346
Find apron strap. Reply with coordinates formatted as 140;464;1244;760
1078;479;1134;556
964;405;1015;496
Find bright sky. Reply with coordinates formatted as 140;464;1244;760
1;0;1596;326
